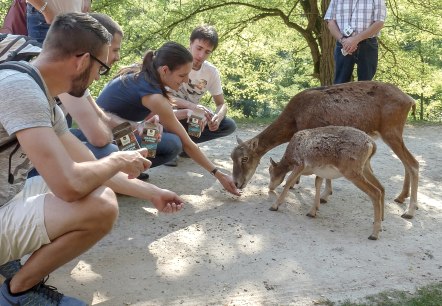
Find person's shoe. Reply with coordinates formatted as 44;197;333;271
137;172;149;181
179;151;190;158
0;260;21;279
164;157;178;167
0;277;87;305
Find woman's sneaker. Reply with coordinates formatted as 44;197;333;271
137;172;150;180
0;260;22;279
164;157;178;167
0;277;87;305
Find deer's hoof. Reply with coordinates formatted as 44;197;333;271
306;213;316;218
269;206;278;212
320;199;328;204
394;197;405;204
368;235;378;240
401;212;414;219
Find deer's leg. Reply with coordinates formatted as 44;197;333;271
363;161;385;221
382;135;419;219
345;171;383;240
270;166;304;211
307;176;323;217
320;178;333;203
287;176;300;189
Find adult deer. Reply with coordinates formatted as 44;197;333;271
231;81;419;219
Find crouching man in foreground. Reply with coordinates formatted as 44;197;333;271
0;13;183;305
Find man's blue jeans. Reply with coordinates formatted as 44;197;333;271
27;129;181;178
134;131;181;168
70;128;119;159
71;128;181;168
26;4;49;43
333;37;379;84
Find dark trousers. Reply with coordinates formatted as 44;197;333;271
179;117;237;144
333;37;379;84
26;4;49;43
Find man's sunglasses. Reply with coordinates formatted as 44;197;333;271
76;53;110;76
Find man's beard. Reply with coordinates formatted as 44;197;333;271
69;64;92;97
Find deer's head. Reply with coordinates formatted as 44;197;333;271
231;136;261;189
268;157;286;191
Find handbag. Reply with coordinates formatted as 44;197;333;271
0;0;28;35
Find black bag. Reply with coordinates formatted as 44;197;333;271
0;33;41;64
0;61;45;153
0;34;43;153
0;35;45;185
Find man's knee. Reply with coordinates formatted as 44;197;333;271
221;117;237;135
160;133;182;156
86;186;119;233
90;143;119;159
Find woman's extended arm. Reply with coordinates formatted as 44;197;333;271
142;94;240;196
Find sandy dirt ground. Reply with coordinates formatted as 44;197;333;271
28;124;442;305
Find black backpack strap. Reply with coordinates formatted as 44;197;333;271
0;35;23;59
0;137;18;152
0;61;45;93
0;62;46;152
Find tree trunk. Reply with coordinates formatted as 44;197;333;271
319;0;334;86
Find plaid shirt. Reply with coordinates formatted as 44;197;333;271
324;0;387;37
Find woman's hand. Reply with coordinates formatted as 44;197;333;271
215;171;241;196
145;115;163;142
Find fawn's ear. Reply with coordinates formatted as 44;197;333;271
236;135;244;145
270;157;277;167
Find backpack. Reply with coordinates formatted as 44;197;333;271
0;33;41;63
0;33;43;154
0;60;48;184
0;61;45;153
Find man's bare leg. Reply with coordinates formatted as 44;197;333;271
8;186;118;293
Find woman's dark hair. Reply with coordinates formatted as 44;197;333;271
117;41;192;98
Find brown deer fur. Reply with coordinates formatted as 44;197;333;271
231;81;419;219
268;126;384;240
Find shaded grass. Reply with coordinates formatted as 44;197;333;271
317;282;442;306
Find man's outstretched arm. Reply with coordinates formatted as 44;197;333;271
58;93;113;147
17;127;150;202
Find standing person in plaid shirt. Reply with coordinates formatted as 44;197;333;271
324;0;387;84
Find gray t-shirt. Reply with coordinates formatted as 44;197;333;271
0;63;68;206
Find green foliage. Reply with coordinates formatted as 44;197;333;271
1;0;441;121
85;0;442;121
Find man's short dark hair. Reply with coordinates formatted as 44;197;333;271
43;12;111;59
190;25;218;51
89;12;123;37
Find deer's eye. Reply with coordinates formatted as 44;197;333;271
241;157;248;164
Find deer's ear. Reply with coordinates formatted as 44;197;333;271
249;138;259;150
236;135;244;144
270;157;277;166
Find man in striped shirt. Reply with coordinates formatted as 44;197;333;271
324;0;387;84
